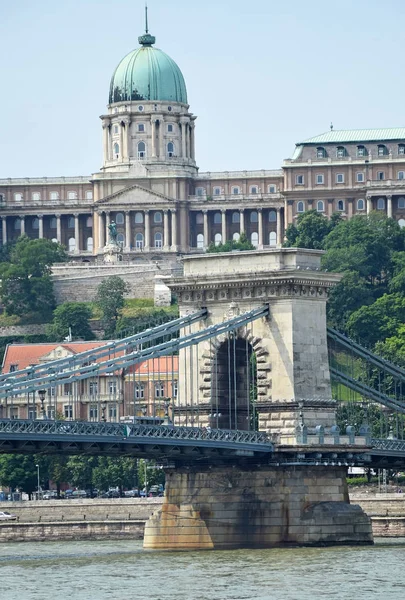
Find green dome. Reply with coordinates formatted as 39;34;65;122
109;32;188;105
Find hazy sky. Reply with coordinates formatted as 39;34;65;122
1;0;405;177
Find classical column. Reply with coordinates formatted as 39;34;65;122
97;212;104;250
180;120;187;158
258;208;263;249
119;124;124;162
56;214;62;243
239;209;245;233
151;119;156;157
366;196;372;214
387;195;393;218
159;118;165;158
125;211;131;251
106;211;111;242
20;215;25;235
38;214;44;239
276;208;282;247
74;213;80;254
2;217;7;245
190;121;196;160
347;198;354;219
203;210;209;247
327;199;334;217
125;118;131;160
144;210;150;250
163;210;170;251
171;209;177;250
221;209;227;243
102;121;110;162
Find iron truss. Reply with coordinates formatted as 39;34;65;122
0;419;273;461
0;305;269;399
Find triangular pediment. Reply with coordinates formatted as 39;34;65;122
39;345;75;363
96;183;174;209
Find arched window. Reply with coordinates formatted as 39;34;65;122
268;210;276;222
357;145;367;157
337;200;345;211
398;197;405;209
137;141;146;159
233;232;240;241
232;187;240;195
196;213;204;225
32;192;40;201
377;197;385;210
251;232;259;247
269;231;277;247
32;218;39;229
134;212;144;224
68;217;74;228
117;233;125;245
50;217;57;229
115;212;124;225
232;211;240;223
214;212;221;224
50;192;59;200
398;219;405;228
214;233;222;246
135;233;144;249
378;144;388;156
336;146;346;158
68;237;76;252
114;143;120;157
154;212;162;224
14;218;21;230
213;187;221;196
14;193;22;201
154;232;162;248
86;216;93;228
297;201;305;213
399;144;405;155
250;211;258;223
357;199;365;211
51;238;58;243
86;237;93;252
167;142;174;157
67;191;77;200
316;147;327;158
317;200;325;212
250;186;258;194
196;233;204;248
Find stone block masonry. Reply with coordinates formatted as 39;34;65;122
143;465;373;550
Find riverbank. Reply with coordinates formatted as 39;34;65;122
0;493;404;542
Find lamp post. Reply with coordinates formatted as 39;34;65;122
38;389;46;419
35;463;40;500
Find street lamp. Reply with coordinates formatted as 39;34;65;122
35;463;40;500
38;389;46;419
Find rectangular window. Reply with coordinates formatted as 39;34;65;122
296;175;304;185
89;405;98;419
155;383;165;398
9;364;18;373
48;386;56;397
356;172;364;182
85;190;93;200
109;405;117;419
32;192;41;201
50;192;59;200
196;188;204;197
47;408;55;419
316;174;324;185
167;124;173;132
64;383;72;396
135;384;144;399
64;405;73;419
89;381;98;396
173;381;178;398
398;171;405;180
336;173;344;183
28;409;37;420
108;380;117;395
268;185;276;193
377;171;385;181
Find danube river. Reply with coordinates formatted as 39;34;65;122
1;539;404;600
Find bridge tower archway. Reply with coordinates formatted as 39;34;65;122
210;336;256;431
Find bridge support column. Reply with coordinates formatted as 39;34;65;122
144;464;373;550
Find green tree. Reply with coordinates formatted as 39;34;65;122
0;237;67;319
0;454;38;496
92;457;138;493
346;293;405;347
137;459;165;491
284;210;336;249
206;232;255;253
47;302;94;341
66;455;98;491
95;276;130;337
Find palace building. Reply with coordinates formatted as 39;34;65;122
1;26;405;261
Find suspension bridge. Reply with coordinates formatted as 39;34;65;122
0;248;402;548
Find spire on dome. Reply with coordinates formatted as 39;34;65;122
138;3;156;46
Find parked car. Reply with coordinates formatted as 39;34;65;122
0;511;16;520
100;490;121;498
123;489;139;498
43;491;58;500
71;490;87;499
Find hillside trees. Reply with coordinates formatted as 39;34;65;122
47;302;94;341
95;276;130;338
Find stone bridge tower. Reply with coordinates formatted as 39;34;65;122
168;248;341;438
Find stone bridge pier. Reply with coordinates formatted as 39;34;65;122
143;249;373;550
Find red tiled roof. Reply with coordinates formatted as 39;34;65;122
127;356;179;376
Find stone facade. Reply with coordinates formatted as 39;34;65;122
144;465;372;549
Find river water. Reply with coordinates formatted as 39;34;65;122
0;539;404;600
